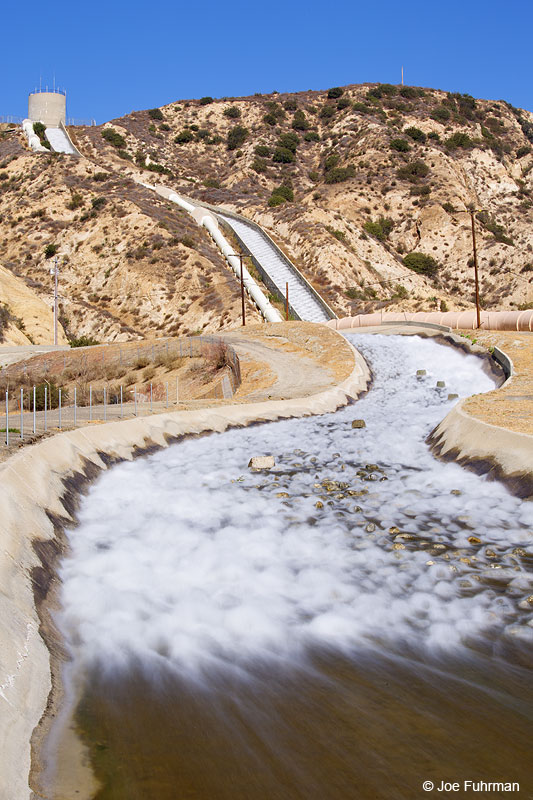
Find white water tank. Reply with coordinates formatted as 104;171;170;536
28;91;66;126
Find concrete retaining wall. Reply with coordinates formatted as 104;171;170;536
0;339;370;800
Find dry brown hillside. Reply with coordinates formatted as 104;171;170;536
74;83;533;317
0;126;260;343
1;82;533;343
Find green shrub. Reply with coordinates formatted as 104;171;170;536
175;129;194;144
160;123;170;131
268;194;286;208
70;335;99;347
117;149;132;161
196;128;210;140
148;108;164;120
516;145;531;158
428;131;441;142
364;216;394;241
327;87;344;99
392;284;409;299
396;159;430;182
304;130;320;142
292;110;309;130
203;178;220;188
380;84;397;96
353;102;373;114
404;126;427;143
324;153;339;172
399;86;418;99
252;157;267;173
337;97;350;110
93;172;109;181
403;252;439;275
430;106;451;123
272;146;295;163
390;138;410;152
268;183;294;206
320;104;336;119
410;184;431;196
199;97;214;105
254;144;270;156
224;106;241;118
308;170;320;182
227;126;248;150
91;196;106;210
44;243;58;259
324;166;355;184
445;131;475;149
277;131;299;152
33;381;65;411
477;212;514;245
263;113;278;126
284;98;298;111
102;127;126;148
67;192;84;210
442;201;455;213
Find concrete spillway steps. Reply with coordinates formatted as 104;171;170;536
45;127;77;154
218;214;331;323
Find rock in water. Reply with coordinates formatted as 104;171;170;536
351;419;366;429
248;456;275;470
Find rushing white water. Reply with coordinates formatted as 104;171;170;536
58;335;533;674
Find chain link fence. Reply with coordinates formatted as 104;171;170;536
1;336;241;446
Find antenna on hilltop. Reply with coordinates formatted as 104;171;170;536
401;66;404;86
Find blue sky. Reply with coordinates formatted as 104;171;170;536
3;0;532;124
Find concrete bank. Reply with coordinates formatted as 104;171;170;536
0;328;370;800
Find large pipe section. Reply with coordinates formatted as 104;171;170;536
21;119;49;153
327;310;533;332
141;183;282;322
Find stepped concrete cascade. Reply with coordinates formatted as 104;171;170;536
140;182;282;323
218;213;333;323
44;125;78;155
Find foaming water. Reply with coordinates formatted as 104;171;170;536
57;334;533;676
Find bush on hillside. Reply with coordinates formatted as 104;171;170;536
268;183;294;207
44;243;58;258
396;159;430;182
399;86;418;98
516;145;531;158
101;127;126;148
320;104;336;120
174;129;194;144
403;252;439;275
445;131;475;150
390;138;410;152
324;165;355;183
304;130;320;142
227;126;249;150
364;217;394;241
254;144;270;157
199;96;214;105
430;105;451;123
223;106;241;118
292;110;310;130
277;131;299;152
272;146;295;163
404;126;427;143
337;97;351;110
284;98;298;111
148;108;164;120
327;87;344;99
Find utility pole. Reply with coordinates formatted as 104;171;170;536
285;282;289;321
451;207;483;329
50;258;59;345
401;66;404;86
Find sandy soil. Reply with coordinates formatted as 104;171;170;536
459;330;533;435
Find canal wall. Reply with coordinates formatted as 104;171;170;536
0;333;370;800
